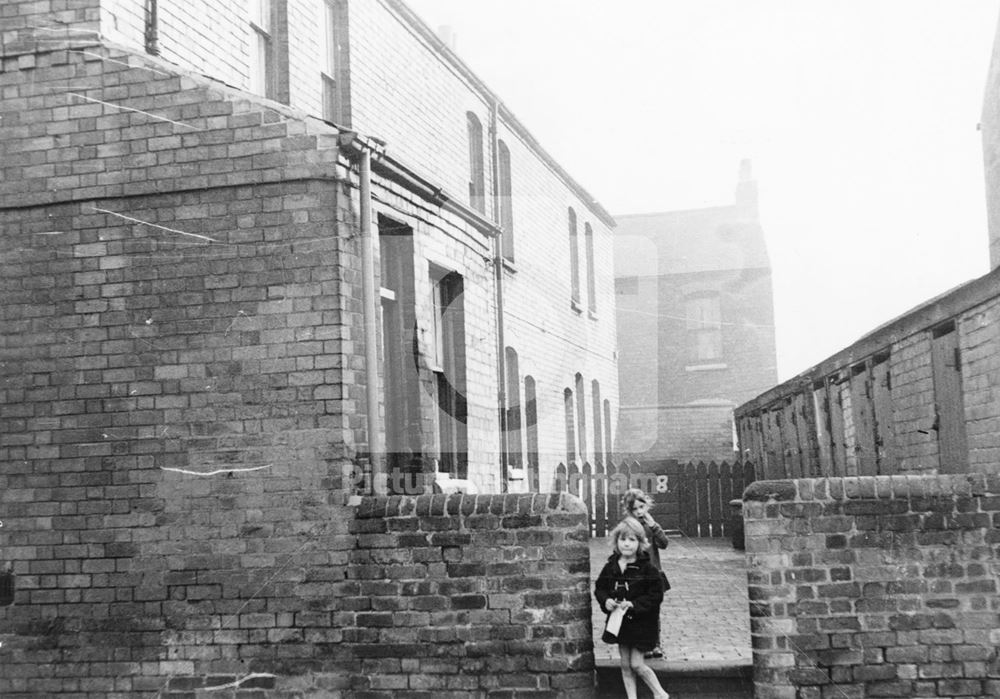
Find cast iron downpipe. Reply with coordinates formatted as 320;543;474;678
358;147;386;494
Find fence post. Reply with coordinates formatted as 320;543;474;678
707;461;722;537
568;461;580;497
695;461;710;537
677;461;691;536
719;460;733;537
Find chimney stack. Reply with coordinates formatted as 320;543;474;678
437;25;457;52
735;158;758;220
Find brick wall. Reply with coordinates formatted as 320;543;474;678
616;404;737;462
960;295;1000;469
334;492;595;698
743;475;1000;699
0;40;369;697
889;332;938;473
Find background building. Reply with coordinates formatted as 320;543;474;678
614;161;778;462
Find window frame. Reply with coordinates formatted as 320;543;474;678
466;112;486;214
498;139;514;261
568;207;581;310
685;291;724;363
248;0;276;98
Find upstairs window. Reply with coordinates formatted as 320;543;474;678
584;222;596;314
568;207;580;308
321;0;341;122
248;0;275;98
685;292;723;362
467;112;485;214
498;139;514;261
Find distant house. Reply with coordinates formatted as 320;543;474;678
614;161;778;461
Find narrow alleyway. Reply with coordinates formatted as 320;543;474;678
590;535;753;697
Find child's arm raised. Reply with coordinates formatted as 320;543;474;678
644;513;670;550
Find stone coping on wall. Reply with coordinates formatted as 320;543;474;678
742;473;1000;502
353;491;589;519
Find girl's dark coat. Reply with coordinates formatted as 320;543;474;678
594;551;663;651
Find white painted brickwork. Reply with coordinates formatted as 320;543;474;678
347;0;493;213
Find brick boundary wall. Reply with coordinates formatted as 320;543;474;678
743;475;1000;699
337;492;595;699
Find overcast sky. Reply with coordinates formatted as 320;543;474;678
407;0;999;381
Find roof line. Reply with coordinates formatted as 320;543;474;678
615;204;737;219
384;0;615;228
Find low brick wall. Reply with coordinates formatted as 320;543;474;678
342;492;595;698
743;475;1000;698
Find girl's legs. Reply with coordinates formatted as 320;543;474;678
628;647;669;698
617;645;639;699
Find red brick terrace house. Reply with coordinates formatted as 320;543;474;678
0;0;616;695
613;161;778;462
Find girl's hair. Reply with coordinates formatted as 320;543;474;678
610;516;650;555
621;488;650;516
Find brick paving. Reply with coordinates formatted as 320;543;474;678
590;535;752;668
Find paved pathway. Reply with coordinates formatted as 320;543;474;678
589;535;752;669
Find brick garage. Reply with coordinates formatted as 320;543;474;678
736;267;1000;479
743;475;1000;699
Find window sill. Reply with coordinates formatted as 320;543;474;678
570;300;583;314
684;362;728;372
502;257;517;274
588;310;598;321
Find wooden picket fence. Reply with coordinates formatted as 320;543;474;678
551;458;755;538
675;460;755;538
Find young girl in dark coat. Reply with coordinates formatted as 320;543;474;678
622;487;670;658
594;517;670;699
